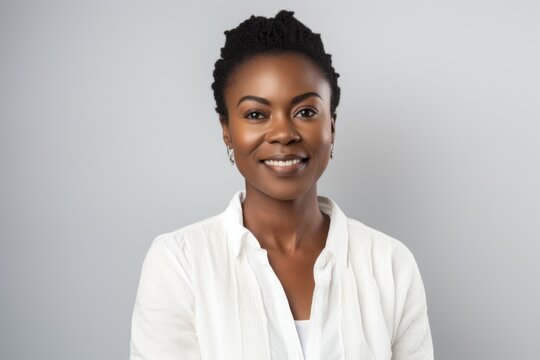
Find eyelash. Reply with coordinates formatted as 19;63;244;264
244;108;317;120
244;111;265;120
297;108;317;118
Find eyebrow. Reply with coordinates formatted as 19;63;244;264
236;92;323;108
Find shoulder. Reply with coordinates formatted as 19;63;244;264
151;213;224;248
343;220;433;356
345;217;429;323
140;214;225;288
346;217;420;274
145;213;228;266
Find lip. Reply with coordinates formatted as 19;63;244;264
261;157;308;177
260;154;309;161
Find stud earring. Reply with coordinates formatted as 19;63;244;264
226;146;235;165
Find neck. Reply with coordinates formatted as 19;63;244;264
241;183;327;255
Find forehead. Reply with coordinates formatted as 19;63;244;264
225;52;331;105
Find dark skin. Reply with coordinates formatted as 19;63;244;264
220;51;336;320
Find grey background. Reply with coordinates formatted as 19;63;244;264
1;0;539;359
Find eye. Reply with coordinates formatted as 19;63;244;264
244;110;266;120
295;108;317;118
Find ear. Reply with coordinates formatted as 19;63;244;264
331;113;337;142
220;115;232;148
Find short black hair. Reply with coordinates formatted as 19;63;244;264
211;9;341;124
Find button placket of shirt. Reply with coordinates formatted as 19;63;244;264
237;232;273;360
254;246;305;360
305;249;332;360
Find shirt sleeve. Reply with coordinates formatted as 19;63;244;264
390;243;434;360
130;232;201;360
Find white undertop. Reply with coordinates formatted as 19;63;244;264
294;320;311;358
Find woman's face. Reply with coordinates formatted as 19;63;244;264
221;51;335;201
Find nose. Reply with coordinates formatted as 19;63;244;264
265;113;301;145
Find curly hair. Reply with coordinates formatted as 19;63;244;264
211;9;341;124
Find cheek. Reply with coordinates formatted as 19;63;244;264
308;125;333;152
308;127;333;175
231;125;264;156
321;129;334;145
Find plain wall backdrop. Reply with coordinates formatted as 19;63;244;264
1;0;539;359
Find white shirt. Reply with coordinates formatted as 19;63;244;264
130;190;434;360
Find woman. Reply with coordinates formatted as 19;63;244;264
130;10;433;360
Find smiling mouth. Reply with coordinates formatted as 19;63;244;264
260;158;308;176
262;158;304;166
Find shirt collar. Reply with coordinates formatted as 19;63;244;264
222;189;349;268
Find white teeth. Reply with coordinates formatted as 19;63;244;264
263;158;303;167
